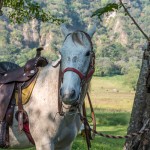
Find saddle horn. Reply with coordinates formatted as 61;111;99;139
36;47;44;57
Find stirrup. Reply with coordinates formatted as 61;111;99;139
15;110;29;131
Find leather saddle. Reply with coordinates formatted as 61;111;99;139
0;47;48;148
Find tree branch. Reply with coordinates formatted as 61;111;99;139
0;0;64;24
119;0;150;42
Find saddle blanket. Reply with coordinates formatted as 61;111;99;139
15;75;38;105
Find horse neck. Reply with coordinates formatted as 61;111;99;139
29;64;60;114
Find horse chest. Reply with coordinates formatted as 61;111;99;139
53;116;79;148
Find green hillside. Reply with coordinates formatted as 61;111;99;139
0;0;149;88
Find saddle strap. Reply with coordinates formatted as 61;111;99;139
6;98;15;126
0;121;9;148
15;80;35;144
58;66;64;116
23;122;35;145
17;83;24;131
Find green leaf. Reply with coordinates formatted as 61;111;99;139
2;0;65;24
92;3;120;18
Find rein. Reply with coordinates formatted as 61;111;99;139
78;106;150;140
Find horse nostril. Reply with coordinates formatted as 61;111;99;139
60;88;76;100
70;90;75;98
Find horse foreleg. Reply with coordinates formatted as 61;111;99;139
35;142;54;150
55;144;72;150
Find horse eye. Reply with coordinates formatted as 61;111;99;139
85;51;90;56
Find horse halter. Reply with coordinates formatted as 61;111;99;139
61;31;95;84
57;31;95;116
61;52;95;84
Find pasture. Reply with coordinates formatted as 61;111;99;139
3;75;135;150
72;76;134;150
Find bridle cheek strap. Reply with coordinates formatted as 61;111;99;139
86;68;95;81
62;67;95;82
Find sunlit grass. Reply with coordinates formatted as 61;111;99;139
72;76;134;150
86;76;135;112
72;108;131;150
73;125;127;150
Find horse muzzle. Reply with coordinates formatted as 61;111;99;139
60;87;79;105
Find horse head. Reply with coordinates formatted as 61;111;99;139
59;24;96;106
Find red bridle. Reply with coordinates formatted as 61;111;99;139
61;51;95;83
57;31;95;115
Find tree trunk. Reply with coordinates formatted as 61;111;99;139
0;0;3;15
124;43;150;150
0;0;2;8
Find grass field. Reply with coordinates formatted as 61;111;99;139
2;75;135;150
72;76;135;150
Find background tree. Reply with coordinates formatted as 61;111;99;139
0;0;148;86
0;0;63;24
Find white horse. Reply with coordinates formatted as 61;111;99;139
9;24;96;150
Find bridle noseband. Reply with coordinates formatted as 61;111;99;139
61;51;95;83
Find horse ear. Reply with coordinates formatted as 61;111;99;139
61;23;72;37
87;24;96;38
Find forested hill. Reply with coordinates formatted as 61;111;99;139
0;0;150;88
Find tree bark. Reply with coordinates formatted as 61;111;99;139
0;0;3;15
124;43;150;150
0;0;2;8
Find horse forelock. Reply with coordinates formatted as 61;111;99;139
72;32;84;46
66;31;91;48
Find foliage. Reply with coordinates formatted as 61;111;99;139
124;66;140;90
92;3;121;19
0;0;149;88
1;0;64;24
95;57;121;76
99;43;126;61
95;42;127;76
